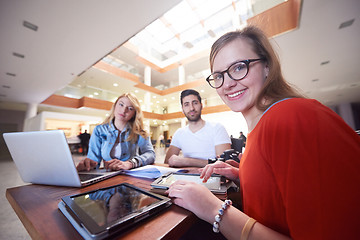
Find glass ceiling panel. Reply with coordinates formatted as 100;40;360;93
127;0;285;64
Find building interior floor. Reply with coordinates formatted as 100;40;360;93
0;146;168;240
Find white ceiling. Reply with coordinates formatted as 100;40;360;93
1;0;360;119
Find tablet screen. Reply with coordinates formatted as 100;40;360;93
157;173;221;190
71;184;161;227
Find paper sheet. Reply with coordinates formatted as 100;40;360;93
120;165;185;179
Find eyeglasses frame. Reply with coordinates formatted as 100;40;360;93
206;58;265;89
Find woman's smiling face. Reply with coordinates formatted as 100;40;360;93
213;38;268;115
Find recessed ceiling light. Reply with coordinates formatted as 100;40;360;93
89;94;94;98
153;96;157;98
6;72;16;77
163;99;167;102
339;19;355;29
135;90;139;93
94;92;99;95
320;61;330;65
13;52;25;58
113;83;118;87
23;21;38;31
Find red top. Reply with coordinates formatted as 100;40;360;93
240;98;360;239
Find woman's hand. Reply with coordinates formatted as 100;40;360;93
200;160;239;182
104;159;133;171
76;158;98;171
166;180;222;223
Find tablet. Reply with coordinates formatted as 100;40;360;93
58;183;171;240
151;172;227;194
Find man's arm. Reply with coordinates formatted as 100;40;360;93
165;145;209;167
215;143;232;157
164;145;181;164
168;156;209;168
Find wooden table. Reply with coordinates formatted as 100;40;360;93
6;173;200;240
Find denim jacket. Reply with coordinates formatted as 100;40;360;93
87;122;155;167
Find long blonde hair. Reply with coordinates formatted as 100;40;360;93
209;26;305;111
102;92;148;143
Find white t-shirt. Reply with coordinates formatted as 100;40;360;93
170;121;231;160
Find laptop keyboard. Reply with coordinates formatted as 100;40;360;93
79;173;103;182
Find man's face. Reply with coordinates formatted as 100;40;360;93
182;94;202;122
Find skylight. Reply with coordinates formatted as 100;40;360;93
127;0;283;66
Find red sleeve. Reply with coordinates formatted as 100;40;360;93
263;99;360;239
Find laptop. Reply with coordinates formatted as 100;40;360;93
3;130;120;187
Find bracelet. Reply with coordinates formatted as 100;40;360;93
241;217;257;240
213;199;232;233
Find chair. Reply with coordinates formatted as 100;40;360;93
230;137;244;153
151;140;157;149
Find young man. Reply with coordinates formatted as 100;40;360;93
165;89;231;167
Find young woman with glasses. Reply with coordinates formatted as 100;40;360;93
167;26;360;240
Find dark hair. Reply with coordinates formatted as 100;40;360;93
209;26;304;111
180;89;202;105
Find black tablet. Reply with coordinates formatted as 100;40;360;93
58;183;171;240
151;172;228;194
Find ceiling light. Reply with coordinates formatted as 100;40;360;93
13;52;25;58
6;72;16;77
339;19;355;29
153;96;157;98
89;94;94;98
163;99;167;102
320;61;330;65
23;21;38;31
113;83;118;87
135;90;139;93
94;92;99;95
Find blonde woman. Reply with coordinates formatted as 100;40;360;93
77;92;155;171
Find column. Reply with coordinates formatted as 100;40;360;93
23;103;38;131
338;103;355;130
143;66;152;131
178;65;185;85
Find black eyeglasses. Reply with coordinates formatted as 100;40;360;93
206;58;265;89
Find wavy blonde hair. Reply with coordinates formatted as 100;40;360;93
209;26;305;111
102;92;148;143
